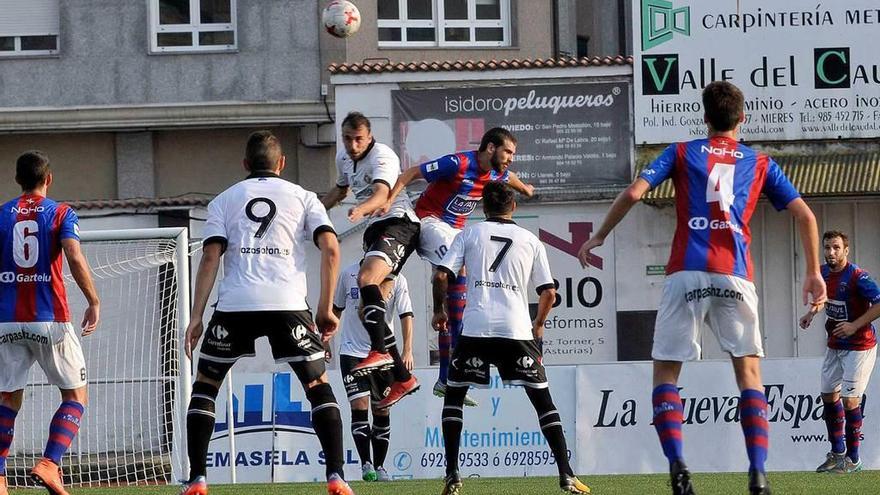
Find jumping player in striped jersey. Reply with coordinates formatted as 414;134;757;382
376;128;534;406
579;81;826;495
0;151;100;495
799;230;880;474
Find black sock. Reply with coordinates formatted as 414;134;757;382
350;409;372;465
360;285;389;352
371;413;391;468
187;381;219;481
442;385;467;477
306;383;344;479
386;340;412;382
525;387;573;478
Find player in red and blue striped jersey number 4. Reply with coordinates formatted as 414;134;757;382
578;82;826;495
0;151;101;495
799;230;880;475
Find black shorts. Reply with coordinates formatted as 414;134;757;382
362;217;420;276
447;336;548;389
339;354;393;402
199;310;326;383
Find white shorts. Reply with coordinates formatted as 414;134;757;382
0;322;87;392
652;271;762;361
820;346;877;398
416;216;461;266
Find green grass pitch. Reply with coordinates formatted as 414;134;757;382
9;471;880;494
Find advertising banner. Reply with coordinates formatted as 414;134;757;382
206;367;577;482
577;357;880;473
514;206;618;364
633;0;880;143
391;82;633;191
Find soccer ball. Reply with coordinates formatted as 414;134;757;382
322;1;361;38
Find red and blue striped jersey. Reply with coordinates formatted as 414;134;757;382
0;194;79;323
823;262;880;351
639;137;799;281
414;150;509;229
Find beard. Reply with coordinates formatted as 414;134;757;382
826;257;843;269
490;151;505;172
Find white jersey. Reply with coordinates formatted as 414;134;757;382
335;141;417;224
333;262;413;358
202;172;335;312
439;219;554;340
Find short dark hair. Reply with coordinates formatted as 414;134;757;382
823;230;849;248
702;81;744;132
245;130;282;172
478;127;517;152
482;181;515;217
341;111;371;131
16;151;50;191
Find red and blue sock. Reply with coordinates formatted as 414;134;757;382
739;389;769;473
823;399;845;454
845;407;863;463
652;384;684;464
438;276;466;385
0;404;17;475
44;401;84;464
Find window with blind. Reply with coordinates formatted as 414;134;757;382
148;0;237;53
0;0;60;57
378;0;511;47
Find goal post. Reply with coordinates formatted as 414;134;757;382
4;227;191;488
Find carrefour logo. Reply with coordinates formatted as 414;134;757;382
641;0;690;50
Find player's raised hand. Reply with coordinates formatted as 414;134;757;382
432;311;449;332
803;272;827;307
578;236;604;268
184;318;204;361
521;183;535;198
316;310;340;342
80;303;100;336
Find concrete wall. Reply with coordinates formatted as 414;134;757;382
344;0;553;64
0;132;116;200
0;0;324;108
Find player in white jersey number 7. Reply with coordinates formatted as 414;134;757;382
433;182;590;495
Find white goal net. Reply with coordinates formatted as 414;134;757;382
4;228;191;488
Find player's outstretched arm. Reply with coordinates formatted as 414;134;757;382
374;166;423;217
321;185;349;211
787;198;827;307
316;231;341;340
400;315;415;370
348;182;391;222
61;238;100;336
186;242;223;359
507;171;535;198
578;178;651;268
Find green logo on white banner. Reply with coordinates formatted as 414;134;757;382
641;0;690;50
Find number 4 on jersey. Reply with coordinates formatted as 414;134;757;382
706;164;735;212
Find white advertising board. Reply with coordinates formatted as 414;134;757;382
633;0;880;143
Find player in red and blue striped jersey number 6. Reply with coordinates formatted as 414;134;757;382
799;230;880;475
578;81;826;495
0;151;101;495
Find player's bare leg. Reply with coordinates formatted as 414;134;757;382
652;360;693;495
732;356;771;495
